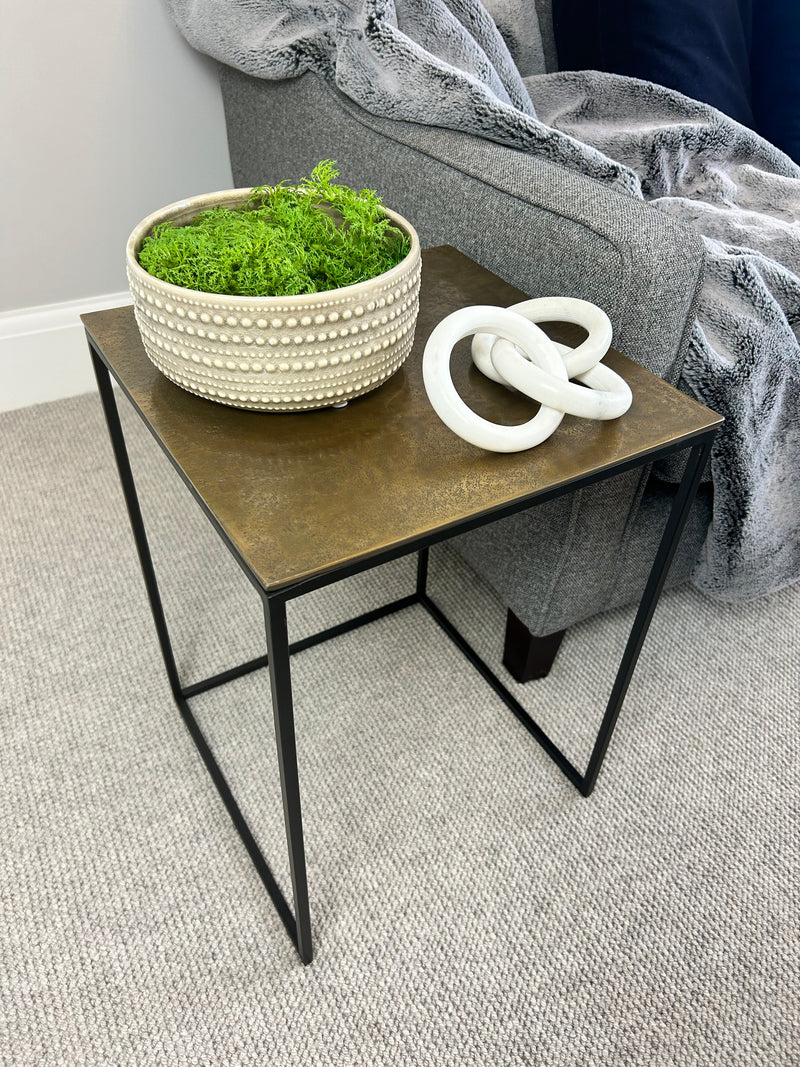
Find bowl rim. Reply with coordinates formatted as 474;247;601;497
126;188;421;308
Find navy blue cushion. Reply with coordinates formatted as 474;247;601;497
751;0;800;162
553;0;800;162
552;0;755;127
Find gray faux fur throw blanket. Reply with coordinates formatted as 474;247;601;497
165;0;800;603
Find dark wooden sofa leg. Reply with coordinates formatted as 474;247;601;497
502;610;566;682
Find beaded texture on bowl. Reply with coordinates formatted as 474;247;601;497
126;189;421;412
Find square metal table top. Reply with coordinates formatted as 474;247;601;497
83;246;721;596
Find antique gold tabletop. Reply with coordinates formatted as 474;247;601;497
82;246;721;594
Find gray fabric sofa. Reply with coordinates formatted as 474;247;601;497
215;5;715;669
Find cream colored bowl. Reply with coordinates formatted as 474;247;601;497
126;189;421;411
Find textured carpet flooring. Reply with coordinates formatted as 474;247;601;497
1;390;798;1066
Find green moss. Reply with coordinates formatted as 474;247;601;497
137;161;411;298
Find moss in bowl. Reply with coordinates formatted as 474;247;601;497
126;162;421;412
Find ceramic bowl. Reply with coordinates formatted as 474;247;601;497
126;189;421;411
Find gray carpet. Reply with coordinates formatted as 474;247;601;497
2;390;798;1066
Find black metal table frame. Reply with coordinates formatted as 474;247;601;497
90;340;717;965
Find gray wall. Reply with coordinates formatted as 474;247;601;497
1;0;233;312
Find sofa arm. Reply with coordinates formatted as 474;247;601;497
219;65;705;385
218;65;710;638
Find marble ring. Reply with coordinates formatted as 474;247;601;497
423;299;633;452
491;339;632;420
472;297;613;379
422;305;566;452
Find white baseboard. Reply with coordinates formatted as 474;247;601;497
0;292;130;412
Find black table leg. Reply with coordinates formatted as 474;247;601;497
90;342;183;698
90;338;313;963
580;433;715;795
263;594;314;964
416;431;718;797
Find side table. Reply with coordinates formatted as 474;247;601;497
83;246;722;963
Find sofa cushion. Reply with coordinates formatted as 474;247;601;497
217;65;708;635
552;0;755;127
551;0;800;164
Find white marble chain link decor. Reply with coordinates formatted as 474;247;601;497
422;298;632;452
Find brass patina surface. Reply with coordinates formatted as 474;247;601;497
83;247;721;593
